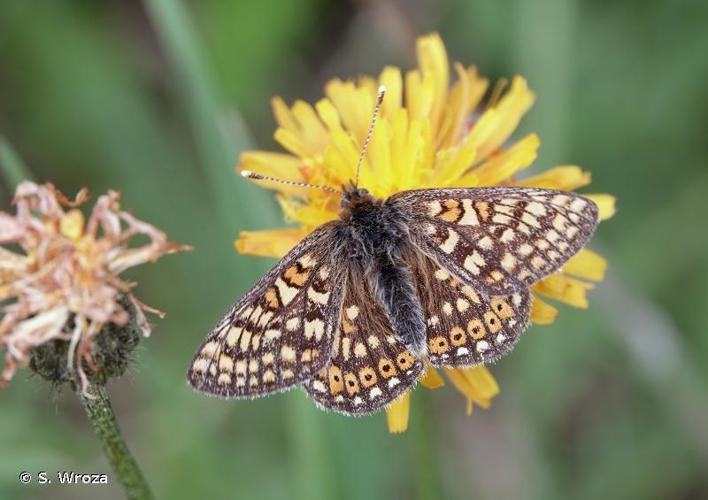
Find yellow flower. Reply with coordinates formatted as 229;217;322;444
0;182;190;394
235;33;615;432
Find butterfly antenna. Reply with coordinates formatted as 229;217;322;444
354;85;386;188
241;170;344;196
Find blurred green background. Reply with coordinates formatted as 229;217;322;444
2;0;708;499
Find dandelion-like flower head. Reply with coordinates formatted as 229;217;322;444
235;33;615;432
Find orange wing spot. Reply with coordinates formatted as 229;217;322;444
301;348;319;363
449;326;467;346
359;367;378;387
283;265;310;287
344;372;360;395
483;311;503;333
491;297;514;319
474;201;491;221
443;199;460;209
328;366;344;394
264;287;280;309
396;351;416;370
342;317;356;334
447;275;462;289
467;319;487;339
429;335;450;354
378;358;398;378
441;209;462;222
439;199;462;222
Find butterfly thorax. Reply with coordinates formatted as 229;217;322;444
338;187;409;260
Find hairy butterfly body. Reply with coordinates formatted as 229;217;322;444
188;183;599;415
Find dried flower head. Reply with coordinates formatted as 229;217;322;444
0;181;189;393
234;33;617;432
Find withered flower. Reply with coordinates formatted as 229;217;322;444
0;181;189;394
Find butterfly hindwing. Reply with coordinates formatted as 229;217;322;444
303;262;425;415
390;187;599;295
406;250;531;367
188;223;345;398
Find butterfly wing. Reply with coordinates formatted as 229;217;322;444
303;261;425;415
404;248;531;367
188;223;346;398
390;187;599;295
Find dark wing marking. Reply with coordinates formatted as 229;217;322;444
389;187;599;295
188;223;346;398
303;261;424;415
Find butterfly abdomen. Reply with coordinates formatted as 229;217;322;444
370;256;427;356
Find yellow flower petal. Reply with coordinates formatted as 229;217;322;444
271;97;332;159
271;96;299;133
234;228;307;259
445;366;499;414
563;249;607;282
405;69;435;124
433;109;501;185
416;32;449;132
473;133;540;186
291;100;330;151
325;79;375;145
378;66;403;118
420;366;445;389
517;165;591;190
586;194;616;220
534;274;594;308
386;392;410;434
274;127;314;159
530;295;558;324
438;64;488;149
476;76;535;159
460;365;499;400
276;195;337;229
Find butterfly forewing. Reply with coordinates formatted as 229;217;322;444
303;262;425;415
405;250;531;367
188;223;345;398
391;187;599;296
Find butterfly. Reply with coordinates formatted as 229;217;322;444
187;87;600;415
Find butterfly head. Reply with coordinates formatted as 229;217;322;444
340;183;376;211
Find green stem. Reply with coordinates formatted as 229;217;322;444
0;135;34;188
80;385;154;500
412;392;443;500
142;0;276;230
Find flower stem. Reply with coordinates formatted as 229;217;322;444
80;385;154;500
0;135;34;188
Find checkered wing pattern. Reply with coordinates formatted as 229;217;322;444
391;187;600;295
188;223;345;398
407;251;532;367
303;262;425;415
